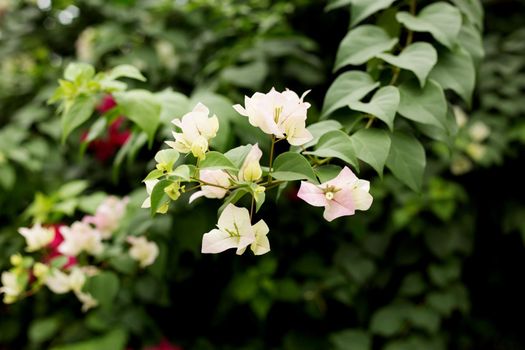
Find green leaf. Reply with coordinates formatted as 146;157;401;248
376;43;437;87
29;317;60;344
57;180;89;199
370;304;408;337
305;130;359;170
114;90;161;145
315;165;342;183
351;129;391;177
348;86;400;130
84;272;120;309
156;89;190;125
321;71;379;118
61;95;97;143
221;61;268;89
200;151;238;171
149;179;171;215
407;307;441;334
271;152;317;183
386;132;426;191
398;80;447;130
299;120;343;149
396;2;462;48
154;149;179;172
429;46;475;105
107;64;146;82
325;0;352;11
64;63;95;82
349;0;398;27
335;25;398;70
330;329;371;350
170;164;192;181
458;21;484;66
50;329;127;350
144;169;165;181
224;145;253;168
0;165;15;189
452;0;483;29
83;117;107;144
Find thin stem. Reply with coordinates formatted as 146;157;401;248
250;195;255;219
267;135;277;185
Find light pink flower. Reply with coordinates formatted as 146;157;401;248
58;222;104;257
189;169;231;203
83;196;129;238
233;88;313;146
297;167;373;222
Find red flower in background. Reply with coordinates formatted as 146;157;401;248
144;339;183;350
81;95;131;162
45;225;77;269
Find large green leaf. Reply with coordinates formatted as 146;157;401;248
376;42;437;87
385;132;426;191
199;151;238;171
429;46;475;105
149;179;172;215
221;61;268;89
156;89;190;125
458;21;484;66
107;64;146;81
348;86;400;130
396;2;462;48
452;0;483;29
305;130;359;170
61;95;97;143
271;152;317;183
398;80;447;130
330;329;371;350
115;90;161;145
300;120;343;149
321;71;379;118
50;329;127;350
83;272;120;309
351;129;391;177
335;25;398;70
349;0;398;26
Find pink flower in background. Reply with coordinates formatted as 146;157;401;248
144;338;182;350
297;167;373;222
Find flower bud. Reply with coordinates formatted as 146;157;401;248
242;161;262;182
10;254;22;267
191;136;208;160
33;263;49;278
164;182;184;201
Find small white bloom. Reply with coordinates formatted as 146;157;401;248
75;290;98;312
453;105;468;128
189;169;231;203
466;142;487;161
141;179;158;209
166;103;219;159
201;204;256;255
58;222;104;257
238;144;263;182
18;223;54;252
127;236;159;268
44;269;72;294
0;271;23;303
468;121;490;142
83;196;129;238
233;88;313;146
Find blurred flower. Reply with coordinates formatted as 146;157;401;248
96;95;117;114
75;290;98;312
0;271;23;304
46;225;78;269
189;169;230;203
238;144;263;182
451;154;473;175
44;269;71;294
166;103;219;159
18;223;54;252
202;204;269;255
233;88;313;146
76;27;96;63
155;40;179;71
468;121;491;142
127;236;159;268
58;222;104;257
466;142;487;161
297;167;373;222
83;196;129;238
453;105;468;128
